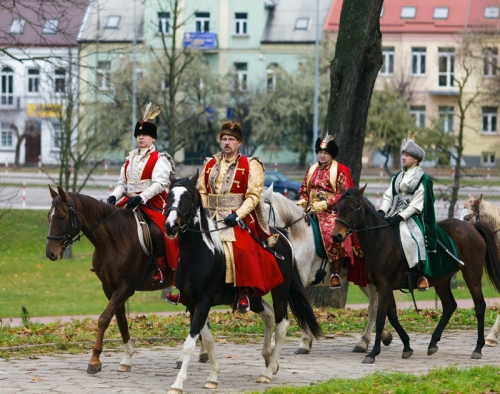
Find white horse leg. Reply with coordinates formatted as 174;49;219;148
257;319;289;383
486;310;500;347
352;284;392;353
169;333;199;394
117;341;134;372
259;300;275;367
174;338;208;369
200;321;220;389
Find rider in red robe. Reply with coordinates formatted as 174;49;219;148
108;103;179;285
297;134;367;288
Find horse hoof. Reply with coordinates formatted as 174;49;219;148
203;381;218;389
402;350;413;359
485;340;497;347
256;375;271;383
471;352;482;359
175;360;182;369
168;389;183;394
294;348;310;355
382;333;393;346
352;345;367;353
362;357;375;364
117;364;131;372
199;353;209;363
86;363;102;374
427;346;438;356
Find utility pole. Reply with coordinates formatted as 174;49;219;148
131;0;137;150
312;0;320;163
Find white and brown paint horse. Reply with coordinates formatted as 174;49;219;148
262;185;393;353
461;194;500;347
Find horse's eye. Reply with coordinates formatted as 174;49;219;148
186;197;192;202
58;215;66;220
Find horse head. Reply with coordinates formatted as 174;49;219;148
331;184;367;243
165;171;201;238
460;194;482;222
46;185;81;260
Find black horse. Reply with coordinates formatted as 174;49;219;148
163;173;322;393
331;186;500;364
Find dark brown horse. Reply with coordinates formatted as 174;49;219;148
46;186;174;374
331;186;500;364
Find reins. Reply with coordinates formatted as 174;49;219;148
47;194;122;247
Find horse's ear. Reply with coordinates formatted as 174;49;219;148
262;184;273;203
191;169;199;185
339;184;346;194
57;186;68;202
49;185;58;200
472;194;482;210
357;184;367;197
169;172;176;185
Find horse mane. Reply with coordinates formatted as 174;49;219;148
264;190;308;240
65;192;137;241
478;200;500;232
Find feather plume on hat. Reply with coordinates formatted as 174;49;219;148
138;102;163;130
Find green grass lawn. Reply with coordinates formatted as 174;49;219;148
1;209;499;320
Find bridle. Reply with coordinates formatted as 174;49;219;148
466;204;500;234
335;195;391;236
46;194;121;247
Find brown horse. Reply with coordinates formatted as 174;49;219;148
45;186;174;374
332;186;500;364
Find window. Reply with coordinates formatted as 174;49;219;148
485;6;500;19
42;19;59;34
411;47;426;75
235;13;248;35
295;18;309;30
234;62;248;92
0;123;13;148
105;16;121;29
1;67;14;105
482;152;496;166
410;106;425;128
438;106;454;133
157;12;170;34
380;47;394;76
400;6;416;19
54;68;66;93
52;122;61;149
195;12;210;32
266;64;278;92
10;18;25;34
96;61;111;90
433;7;449;20
483;48;498;77
438;48;454;87
482;107;498;134
27;68;40;93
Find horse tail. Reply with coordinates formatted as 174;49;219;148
473;221;500;293
288;261;323;339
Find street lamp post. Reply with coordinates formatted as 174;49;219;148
312;0;320;164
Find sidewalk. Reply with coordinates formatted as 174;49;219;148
4;298;500;327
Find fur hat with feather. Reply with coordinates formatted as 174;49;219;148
134;102;163;139
401;130;425;162
315;132;338;159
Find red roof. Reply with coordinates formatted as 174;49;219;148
324;0;500;34
0;0;88;47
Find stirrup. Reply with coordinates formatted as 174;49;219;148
417;276;429;291
329;273;342;289
152;269;164;285
165;287;181;305
237;295;250;313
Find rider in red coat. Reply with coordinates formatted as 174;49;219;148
108;103;179;285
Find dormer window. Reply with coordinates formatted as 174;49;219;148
433;7;449;20
10;18;25;34
400;7;416;19
42;19;59;34
295;18;309;30
105;16;121;29
485;6;500;19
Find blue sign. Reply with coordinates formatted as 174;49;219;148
183;32;217;49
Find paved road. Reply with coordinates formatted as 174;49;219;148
1;330;499;393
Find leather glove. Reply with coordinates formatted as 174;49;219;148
125;196;142;210
309;200;327;213
296;199;308;212
387;215;403;226
107;195;116;205
224;213;239;227
377;210;385;218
